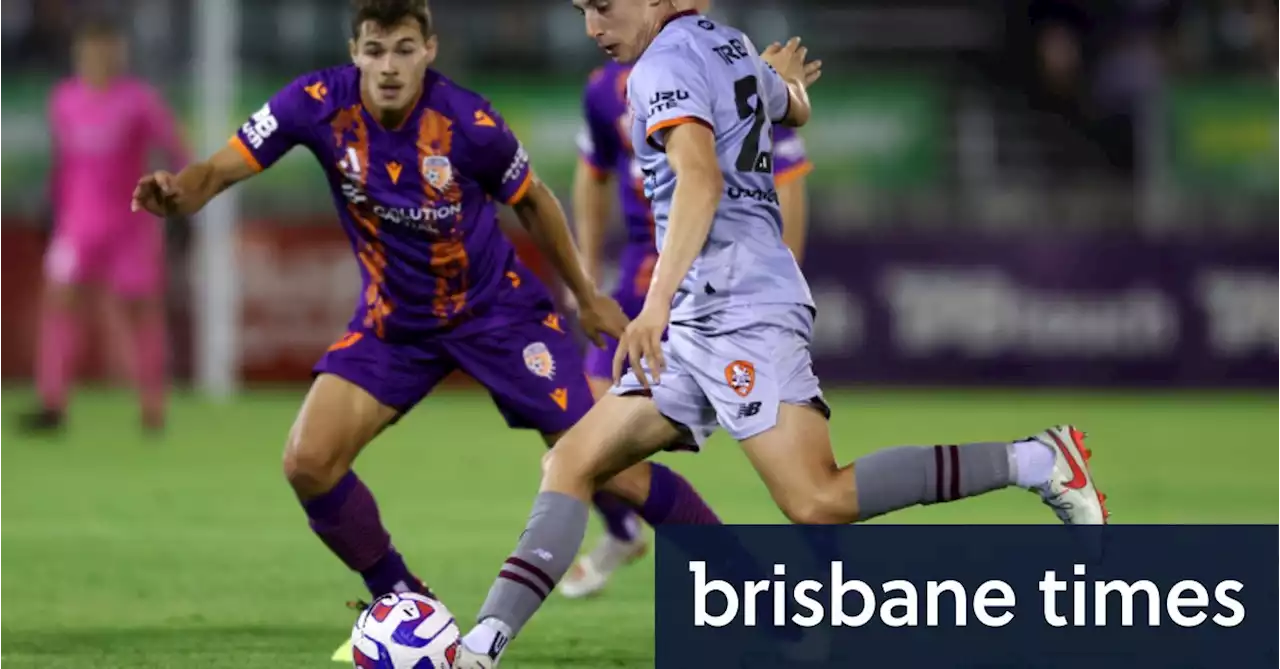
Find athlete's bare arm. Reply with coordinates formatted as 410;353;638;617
131;144;258;217
512;174;596;303
571;160;614;283
512;174;628;345
643;122;721;307
778;174;809;264
611;122;720;387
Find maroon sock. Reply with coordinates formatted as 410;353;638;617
302;472;428;598
638;463;721;525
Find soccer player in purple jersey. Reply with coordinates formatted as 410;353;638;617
563;28;814;597
457;3;1108;666
131;0;729;652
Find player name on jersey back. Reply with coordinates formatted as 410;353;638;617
626;13;814;322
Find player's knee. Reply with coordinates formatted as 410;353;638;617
540;432;597;491
542;441;589;481
282;432;350;499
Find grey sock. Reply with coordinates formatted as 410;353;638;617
476;491;588;636
853;442;1012;521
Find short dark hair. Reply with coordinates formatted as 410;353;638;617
350;0;433;40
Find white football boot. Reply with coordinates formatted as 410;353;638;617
454;645;497;669
456;620;511;669
559;533;649;599
1029;425;1109;524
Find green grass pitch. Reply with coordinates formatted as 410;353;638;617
2;386;1275;667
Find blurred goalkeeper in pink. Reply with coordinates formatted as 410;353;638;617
22;22;189;433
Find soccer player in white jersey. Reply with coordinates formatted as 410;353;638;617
457;3;1108;665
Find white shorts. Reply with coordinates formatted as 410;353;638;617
611;303;829;449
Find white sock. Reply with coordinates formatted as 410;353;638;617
1008;439;1056;489
462;618;513;659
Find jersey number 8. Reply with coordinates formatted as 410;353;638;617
732;76;773;174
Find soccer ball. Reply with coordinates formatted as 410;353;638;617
350;592;461;668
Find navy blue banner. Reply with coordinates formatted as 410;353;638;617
655;525;1277;668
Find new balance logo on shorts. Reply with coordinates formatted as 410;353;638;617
736;401;762;418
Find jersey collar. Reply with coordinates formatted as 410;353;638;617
659;9;699;32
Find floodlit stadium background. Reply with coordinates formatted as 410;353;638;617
2;1;1276;667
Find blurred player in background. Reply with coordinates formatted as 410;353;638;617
458;3;1107;665
129;0;729;661
21;21;189;434
563;0;812;596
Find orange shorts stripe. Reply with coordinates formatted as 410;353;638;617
327;331;363;352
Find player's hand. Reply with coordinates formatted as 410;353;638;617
612;300;669;390
131;171;181;216
762;37;823;88
576;291;629;349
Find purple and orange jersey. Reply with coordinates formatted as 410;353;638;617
230;66;594;427
230;66;546;341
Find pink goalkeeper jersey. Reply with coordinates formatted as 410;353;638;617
48;76;188;235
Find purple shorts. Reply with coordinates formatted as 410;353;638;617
585;244;657;379
315;306;593;436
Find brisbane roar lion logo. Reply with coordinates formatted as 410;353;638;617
724;360;755;398
523;342;556;379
